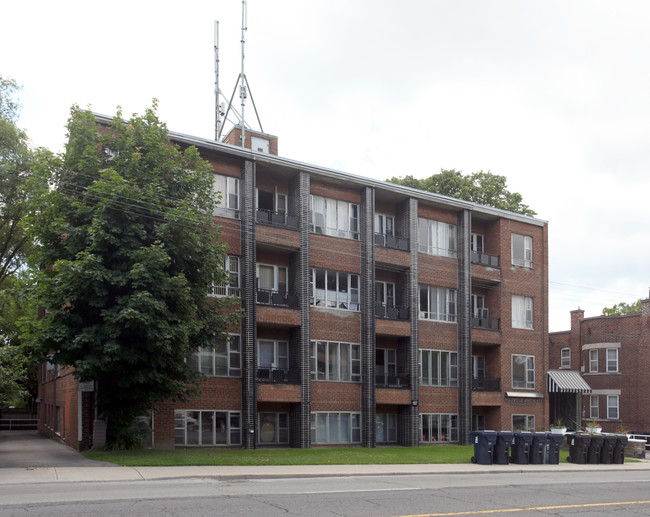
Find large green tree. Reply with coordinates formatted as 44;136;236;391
24;104;236;448
387;169;536;216
602;299;641;316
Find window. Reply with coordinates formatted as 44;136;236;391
561;348;571;368
376;413;397;443
258;340;289;370
258;413;289;444
311;412;361;444
257;263;288;298
512;414;535;431
421;413;458;442
310;341;361;382
257;189;286;214
311;268;360;310
210;256;240;297
590;395;599;419
375;214;394;236
512;295;533;329
419;285;457;322
512;354;535;389
375;281;395;308
420;350;458;387
471;233;484;254
606;348;619;373
607;395;619;420
589;349;598;372
511;234;533;268
418;218;457;257
213;174;239;218
376;348;397;386
310;195;359;240
174;410;241;446
472;355;485;380
472;294;487;319
189;335;241;377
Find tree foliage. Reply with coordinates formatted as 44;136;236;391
23;104;237;448
387;169;536;216
602;299;641;316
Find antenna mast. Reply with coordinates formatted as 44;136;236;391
239;0;248;148
214;21;222;140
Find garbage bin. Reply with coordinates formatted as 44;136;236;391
511;432;534;464
471;431;498;465
530;432;548;464
494;431;514;465
567;433;591;464
600;434;617;464
546;433;565;465
613;435;628;464
587;433;605;464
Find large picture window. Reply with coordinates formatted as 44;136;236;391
512;414;535;431
258;413;289;444
419;285;457;322
512;354;535;389
418;218;457;257
310;341;361;382
511;234;533;268
213;174;239;218
419;349;458;387
512;295;533;329
311;412;361;444
310;195;359;240
189;335;241;377
174;410;241;446
421;413;458;443
311;268;360;311
376;413;397;443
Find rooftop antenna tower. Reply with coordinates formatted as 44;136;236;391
214;0;264;146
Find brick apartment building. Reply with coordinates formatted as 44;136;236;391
39;119;550;449
549;295;650;434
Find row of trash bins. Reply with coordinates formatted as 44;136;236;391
471;431;628;465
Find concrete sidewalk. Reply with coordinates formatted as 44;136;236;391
1;461;649;485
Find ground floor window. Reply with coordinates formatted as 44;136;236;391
421;413;458;443
376;413;397;443
259;412;289;444
311;412;361;444
174;410;241;446
512;414;535;431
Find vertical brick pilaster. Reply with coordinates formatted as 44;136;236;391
361;187;376;447
406;197;420;446
241;159;257;449
457;209;472;445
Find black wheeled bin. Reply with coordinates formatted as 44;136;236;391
546;433;565;464
567;433;591;463
587;433;605;464
613;435;628;464
511;432;534;464
530;432;548;464
600;434;617;464
471;431;498;465
494;431;514;464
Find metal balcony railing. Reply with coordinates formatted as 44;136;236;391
256;290;300;308
472;377;501;391
256;209;299;229
257;367;300;384
375;373;409;388
471;251;500;268
375;304;409;320
374;233;409;251
471;317;500;331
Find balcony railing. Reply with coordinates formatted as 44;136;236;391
472;317;500;331
257;367;300;384
256;290;299;308
374;233;409;251
375;304;409;320
472;377;501;391
256;209;299;229
208;285;241;297
375;373;409;388
471;251;500;268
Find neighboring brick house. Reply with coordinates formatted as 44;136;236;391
549;294;650;434
38;118;550;449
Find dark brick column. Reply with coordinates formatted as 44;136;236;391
457;209;472;445
405;197;420;446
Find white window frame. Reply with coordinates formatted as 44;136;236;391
311;268;360;311
310;195;359;240
174;410;241;446
606;348;619;373
375;213;394;236
257;339;289;370
512;354;535;390
310;412;361;444
418;218;457;258
419;349;458;387
589;349;598;373
210;255;240;297
256;263;288;294
512;295;533;329
512;414;535;431
471;233;484;254
472;294;486;318
213;174;240;218
607;395;619;420
419;285;457;322
511;234;533;268
376;413;398;443
420;413;458;443
375;281;396;307
258;412;289;444
189;334;241;377
590;395;599;419
376;348;397;380
310;341;361;382
560;348;571;368
256;188;287;214
472;355;486;380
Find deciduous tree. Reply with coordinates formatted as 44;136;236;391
602;299;641;316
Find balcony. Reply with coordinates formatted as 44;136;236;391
257;367;300;384
472;316;500;331
256;209;299;230
472;377;500;391
471;251;500;268
256;290;299;309
375;373;409;389
374;233;409;251
375;304;409;320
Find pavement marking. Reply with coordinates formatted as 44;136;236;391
397;500;650;516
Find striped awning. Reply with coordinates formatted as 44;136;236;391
547;370;592;393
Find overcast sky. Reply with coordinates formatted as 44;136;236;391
3;0;649;331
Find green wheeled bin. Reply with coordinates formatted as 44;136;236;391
566;433;591;463
587;433;605;464
494;431;514;464
471;431;498;465
613;435;628;464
